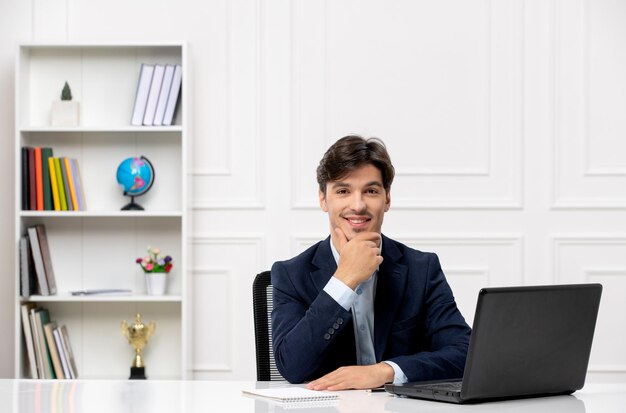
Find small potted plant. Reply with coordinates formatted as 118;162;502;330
136;246;173;295
51;81;80;126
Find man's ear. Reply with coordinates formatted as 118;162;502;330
319;190;328;212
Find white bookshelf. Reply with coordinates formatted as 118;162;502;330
14;43;189;380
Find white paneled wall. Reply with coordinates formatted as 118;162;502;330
1;0;625;382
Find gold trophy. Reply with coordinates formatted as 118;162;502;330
121;313;155;379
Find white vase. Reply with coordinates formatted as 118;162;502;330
145;273;167;296
51;101;80;126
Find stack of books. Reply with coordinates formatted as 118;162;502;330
20;224;56;297
20;304;78;379
21;147;86;211
131;63;182;126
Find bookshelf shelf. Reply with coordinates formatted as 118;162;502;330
24;294;183;303
14;43;188;380
20;211;183;218
20;126;183;133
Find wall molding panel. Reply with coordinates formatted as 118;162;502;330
552;235;626;374
552;0;626;209
290;0;523;210
190;235;264;377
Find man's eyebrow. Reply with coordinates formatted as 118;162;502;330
329;181;383;188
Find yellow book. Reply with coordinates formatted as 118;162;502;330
54;158;68;211
47;157;60;211
64;157;79;211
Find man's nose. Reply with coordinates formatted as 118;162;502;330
350;194;366;213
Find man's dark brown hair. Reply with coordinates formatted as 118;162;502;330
316;135;395;194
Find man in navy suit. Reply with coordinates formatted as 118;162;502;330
271;136;471;390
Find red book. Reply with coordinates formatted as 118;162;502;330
34;148;43;211
28;148;36;210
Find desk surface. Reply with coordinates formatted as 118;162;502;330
2;379;625;413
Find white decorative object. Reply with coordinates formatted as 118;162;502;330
51;101;80;126
145;273;167;296
51;82;79;126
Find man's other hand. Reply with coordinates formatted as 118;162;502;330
306;362;394;391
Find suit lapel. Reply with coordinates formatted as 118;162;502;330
310;237;337;292
374;235;407;361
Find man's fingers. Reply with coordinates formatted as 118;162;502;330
333;227;349;253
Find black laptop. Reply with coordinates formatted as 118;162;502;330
384;283;602;404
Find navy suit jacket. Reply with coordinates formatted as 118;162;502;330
271;234;471;384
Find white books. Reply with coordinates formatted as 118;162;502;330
20;303;38;379
241;387;339;403
131;64;155;126
29;308;44;378
53;327;72;379
59;325;78;378
153;64;175;125
162;64;182;126
143;64;166;125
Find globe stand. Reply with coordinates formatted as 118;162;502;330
121;195;144;211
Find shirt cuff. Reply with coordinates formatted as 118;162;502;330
323;277;358;311
382;360;408;384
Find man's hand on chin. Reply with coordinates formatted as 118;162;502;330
306;362;394;391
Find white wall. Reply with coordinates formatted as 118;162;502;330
1;0;625;381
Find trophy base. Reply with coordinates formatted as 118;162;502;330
129;366;147;380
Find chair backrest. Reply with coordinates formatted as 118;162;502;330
252;271;285;381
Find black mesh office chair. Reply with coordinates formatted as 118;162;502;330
252;271;285;381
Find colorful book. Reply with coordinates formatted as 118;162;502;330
44;322;65;379
70;158;86;211
28;148;36;210
20;303;39;379
64;157;79;211
34;147;43;210
21;147;30;210
41;147;54;210
60;158;73;211
19;236;36;297
70;158;85;211
54;158;68;211
36;225;57;295
162;64;182;126
48;157;61;211
27;226;49;295
34;309;56;379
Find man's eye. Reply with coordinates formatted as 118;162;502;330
336;189;348;195
366;189;379;194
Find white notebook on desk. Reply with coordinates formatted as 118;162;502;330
242;387;338;403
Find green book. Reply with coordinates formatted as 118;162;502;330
54;158;68;211
34;308;56;379
41;148;54;210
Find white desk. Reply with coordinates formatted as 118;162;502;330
3;380;625;413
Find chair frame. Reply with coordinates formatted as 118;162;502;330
252;270;285;381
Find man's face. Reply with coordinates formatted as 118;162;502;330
319;164;391;241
